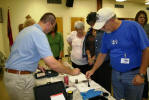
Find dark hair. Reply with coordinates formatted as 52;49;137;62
86;12;97;25
54;23;57;33
18;24;24;32
49;23;57;33
40;12;56;24
135;10;148;25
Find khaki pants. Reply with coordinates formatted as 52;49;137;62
4;71;35;100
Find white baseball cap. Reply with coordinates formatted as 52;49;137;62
93;7;115;30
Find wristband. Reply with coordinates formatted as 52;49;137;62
88;55;91;58
138;73;145;79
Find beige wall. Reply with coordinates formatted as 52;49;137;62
103;0;149;19
0;0;97;56
0;23;4;54
0;0;149;57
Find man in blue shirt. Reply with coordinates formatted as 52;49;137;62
4;13;80;100
86;7;149;100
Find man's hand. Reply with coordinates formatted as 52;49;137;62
132;74;144;85
58;59;62;63
71;68;80;76
86;69;95;79
38;65;45;72
43;56;80;75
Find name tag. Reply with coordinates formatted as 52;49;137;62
120;58;130;64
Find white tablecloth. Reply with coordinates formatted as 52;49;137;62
35;62;115;100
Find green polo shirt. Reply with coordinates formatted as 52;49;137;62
47;32;64;58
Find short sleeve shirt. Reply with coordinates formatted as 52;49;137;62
5;24;53;72
101;21;149;72
67;31;87;65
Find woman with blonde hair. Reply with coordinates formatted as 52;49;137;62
18;15;35;32
23;15;35;28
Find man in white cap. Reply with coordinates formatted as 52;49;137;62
86;7;149;100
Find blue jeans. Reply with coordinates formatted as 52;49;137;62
112;69;144;100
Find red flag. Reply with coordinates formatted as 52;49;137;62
7;9;13;47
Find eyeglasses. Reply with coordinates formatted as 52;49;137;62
138;16;145;19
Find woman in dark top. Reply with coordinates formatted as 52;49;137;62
82;12;112;92
83;27;112;92
135;10;149;100
85;28;96;65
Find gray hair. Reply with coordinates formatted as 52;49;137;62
112;14;116;19
40;12;56;24
74;21;84;29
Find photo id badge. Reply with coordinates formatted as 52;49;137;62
120;58;130;64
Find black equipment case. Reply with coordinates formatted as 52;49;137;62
34;81;67;100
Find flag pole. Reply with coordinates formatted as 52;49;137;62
7;8;13;48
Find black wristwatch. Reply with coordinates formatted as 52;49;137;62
138;73;145;79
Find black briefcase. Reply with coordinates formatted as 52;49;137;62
34;81;68;100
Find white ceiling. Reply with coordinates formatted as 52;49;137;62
115;0;146;4
128;0;145;4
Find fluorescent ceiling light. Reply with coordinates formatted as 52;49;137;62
145;2;149;5
145;0;149;5
116;0;126;2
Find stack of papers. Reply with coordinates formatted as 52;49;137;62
69;73;102;92
75;83;92;92
69;73;87;83
74;81;102;92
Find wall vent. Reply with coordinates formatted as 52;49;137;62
115;4;124;8
66;0;74;7
47;0;61;4
146;7;149;10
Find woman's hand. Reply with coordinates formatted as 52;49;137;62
86;69;95;79
88;57;95;65
88;58;94;65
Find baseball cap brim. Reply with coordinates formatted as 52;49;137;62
93;21;106;30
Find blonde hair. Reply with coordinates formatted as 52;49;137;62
23;15;35;28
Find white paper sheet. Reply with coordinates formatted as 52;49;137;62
75;83;92;92
74;80;102;92
69;73;87;83
50;93;65;100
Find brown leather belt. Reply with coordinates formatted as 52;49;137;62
5;68;32;74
